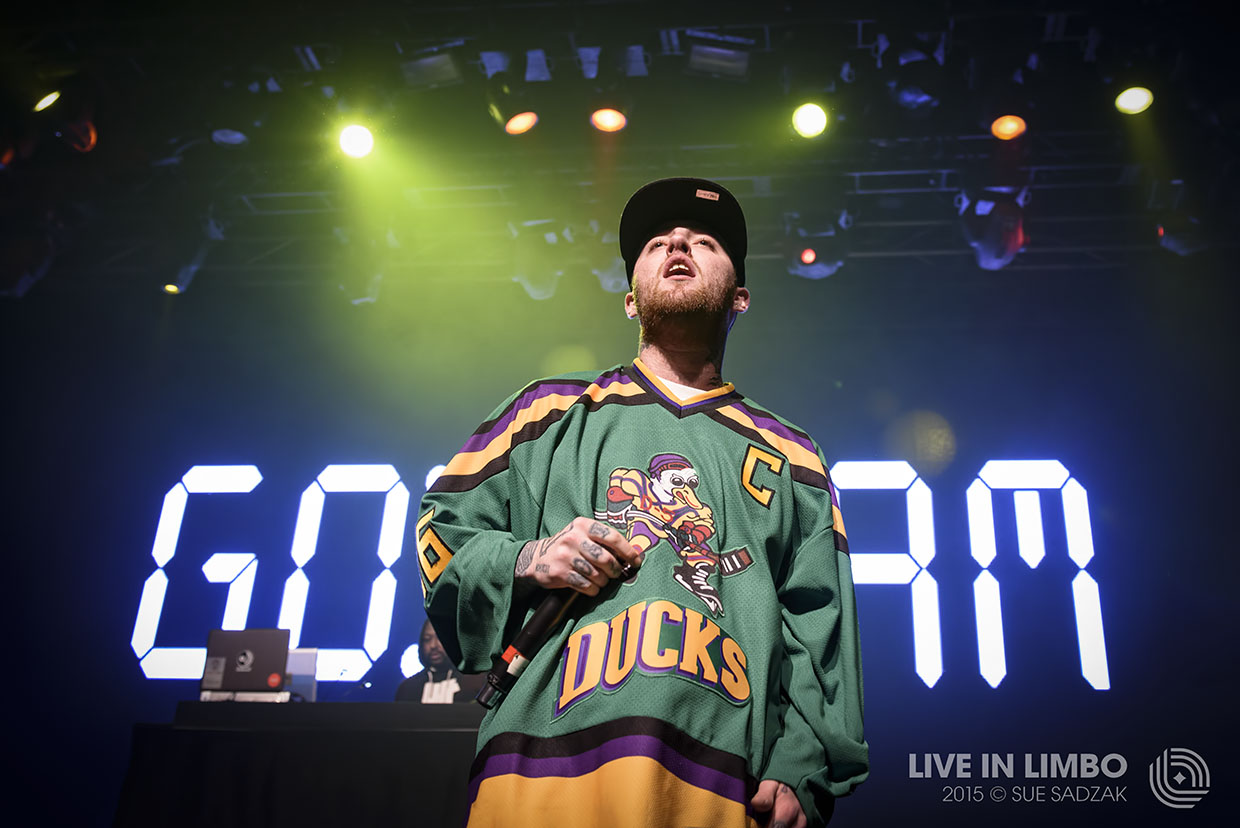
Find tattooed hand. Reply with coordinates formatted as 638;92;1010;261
514;517;643;597
750;779;806;828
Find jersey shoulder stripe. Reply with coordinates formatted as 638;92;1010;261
709;403;832;491
430;367;646;493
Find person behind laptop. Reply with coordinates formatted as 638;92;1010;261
395;619;486;703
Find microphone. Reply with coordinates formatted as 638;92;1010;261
476;559;638;709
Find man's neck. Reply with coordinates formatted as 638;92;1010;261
426;662;453;680
637;324;729;391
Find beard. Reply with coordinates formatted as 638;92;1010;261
632;275;735;333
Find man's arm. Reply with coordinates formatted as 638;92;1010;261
418;389;640;674
757;460;869;826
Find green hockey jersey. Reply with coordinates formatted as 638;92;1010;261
417;358;868;827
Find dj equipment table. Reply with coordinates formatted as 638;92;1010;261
114;702;484;828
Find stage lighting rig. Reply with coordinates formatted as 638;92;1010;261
567;218;627;293
680;29;755;81
508;218;566;300
583;52;632;133
784;210;852;280
482;52;541;135
487;73;538;135
400;43;466;88
873;30;947;118
1157;216;1208;256
975;52;1040;140
957;189;1030;271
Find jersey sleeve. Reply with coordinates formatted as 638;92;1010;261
415;387;545;674
760;445;869;823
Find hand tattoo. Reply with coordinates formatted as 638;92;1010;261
516;527;571;576
565;572;591;590
534;563;550;574
540;527;571;556
588;521;610;538
581;539;620;576
571;557;595;577
514;541;536;576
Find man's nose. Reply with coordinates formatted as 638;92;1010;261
665;229;691;253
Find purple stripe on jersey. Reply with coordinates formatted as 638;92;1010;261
632;361;731;410
459;372;630;453
734;403;817;455
467;733;748;807
641;374;681;408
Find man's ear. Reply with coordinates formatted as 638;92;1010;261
732;287;751;314
624;291;638;319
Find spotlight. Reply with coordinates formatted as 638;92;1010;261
791;103;828;138
504;112;538;135
33;91;60;112
1115;86;1153;115
784;210;851;279
590;107;626;132
1157;216;1208;256
486;70;539;135
990;115;1027;141
958;190;1028;270
163;240;211;294
339;124;373;158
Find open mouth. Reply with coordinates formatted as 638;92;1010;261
663;259;695;279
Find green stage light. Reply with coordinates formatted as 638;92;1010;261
1115;87;1153;115
792;103;828;138
339;125;374;158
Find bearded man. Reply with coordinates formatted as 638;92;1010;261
417;178;868;827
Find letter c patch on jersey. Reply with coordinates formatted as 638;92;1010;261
741;444;785;508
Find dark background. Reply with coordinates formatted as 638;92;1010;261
3;2;1237;825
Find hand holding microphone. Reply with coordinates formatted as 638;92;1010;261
476;518;643;708
514;517;644;594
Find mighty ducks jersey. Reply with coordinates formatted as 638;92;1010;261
417;358;868;828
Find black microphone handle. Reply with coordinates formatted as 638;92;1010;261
476;588;577;708
476;558;639;709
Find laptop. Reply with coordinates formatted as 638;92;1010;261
200;628;291;701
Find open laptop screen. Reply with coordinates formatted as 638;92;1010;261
201;628;290;692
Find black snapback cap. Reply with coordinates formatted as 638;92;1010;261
618;177;748;286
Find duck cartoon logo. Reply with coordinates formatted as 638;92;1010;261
597;453;748;616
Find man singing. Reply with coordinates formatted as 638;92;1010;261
417;177;868;827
